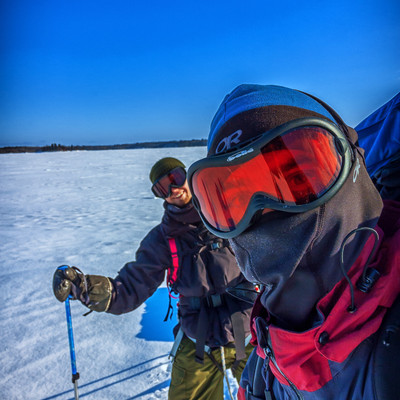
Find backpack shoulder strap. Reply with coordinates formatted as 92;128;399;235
167;237;179;283
164;237;180;321
373;294;400;399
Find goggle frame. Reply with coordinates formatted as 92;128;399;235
188;117;354;238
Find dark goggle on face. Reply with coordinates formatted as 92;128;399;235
151;167;187;199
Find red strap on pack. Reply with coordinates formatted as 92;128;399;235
167;238;180;300
168;238;179;268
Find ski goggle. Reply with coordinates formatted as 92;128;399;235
151;167;187;199
188;118;353;238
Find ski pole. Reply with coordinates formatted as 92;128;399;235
65;296;80;400
58;265;80;400
220;346;234;400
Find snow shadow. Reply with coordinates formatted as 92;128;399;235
42;354;170;400
136;287;179;342
127;380;170;399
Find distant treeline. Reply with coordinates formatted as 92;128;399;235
0;139;207;154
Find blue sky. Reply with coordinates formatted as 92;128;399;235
1;0;399;147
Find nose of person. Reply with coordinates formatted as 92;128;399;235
170;186;181;195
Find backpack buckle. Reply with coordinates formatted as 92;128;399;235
206;294;223;308
210;242;222;250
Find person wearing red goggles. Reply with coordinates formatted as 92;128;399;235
186;84;398;400
188;117;353;238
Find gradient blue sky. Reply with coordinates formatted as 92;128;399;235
1;0;399;147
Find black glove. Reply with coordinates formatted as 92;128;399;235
53;266;113;312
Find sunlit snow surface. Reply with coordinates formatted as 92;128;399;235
0;148;239;399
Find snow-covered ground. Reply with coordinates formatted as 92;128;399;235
0;148;239;400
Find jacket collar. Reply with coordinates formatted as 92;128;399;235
250;200;400;391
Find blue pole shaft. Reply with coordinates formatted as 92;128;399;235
65;297;78;376
65;297;80;400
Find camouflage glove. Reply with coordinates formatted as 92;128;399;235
53;265;113;312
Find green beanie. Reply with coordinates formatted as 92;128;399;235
149;157;186;184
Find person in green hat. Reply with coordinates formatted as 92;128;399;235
53;157;255;400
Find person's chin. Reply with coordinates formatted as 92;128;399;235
176;196;191;207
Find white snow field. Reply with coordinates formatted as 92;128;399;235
0;147;239;400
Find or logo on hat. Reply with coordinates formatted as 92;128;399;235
215;130;243;154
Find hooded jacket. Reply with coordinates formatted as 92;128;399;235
107;201;252;348
239;199;400;399
206;84;384;331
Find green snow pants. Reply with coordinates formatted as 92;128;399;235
168;336;253;400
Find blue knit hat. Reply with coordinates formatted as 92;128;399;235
207;84;338;155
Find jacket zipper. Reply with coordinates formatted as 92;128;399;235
264;346;304;400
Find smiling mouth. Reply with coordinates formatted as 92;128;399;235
173;192;184;199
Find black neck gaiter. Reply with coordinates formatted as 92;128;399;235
161;201;202;237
